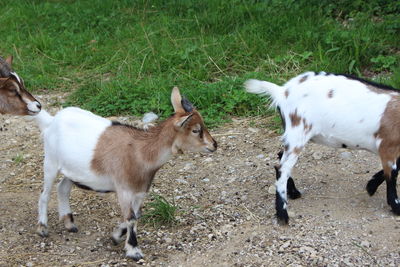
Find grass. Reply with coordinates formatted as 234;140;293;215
0;0;399;127
12;153;24;164
141;193;178;227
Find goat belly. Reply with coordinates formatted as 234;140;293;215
310;134;377;152
61;168;116;192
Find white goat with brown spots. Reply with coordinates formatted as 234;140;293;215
0;56;41;115
34;87;217;260
245;71;400;224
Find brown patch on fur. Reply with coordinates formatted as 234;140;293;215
284;90;289;98
299;75;308;83
375;96;400;176
328;89;334;98
91;116;177;192
359;119;364;123
289;109;301;127
91;111;216;193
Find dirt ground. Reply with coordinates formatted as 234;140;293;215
0;93;399;267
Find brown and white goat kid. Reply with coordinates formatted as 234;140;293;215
0;56;41;115
245;72;400;224
34;87;217;260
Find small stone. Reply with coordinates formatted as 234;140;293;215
248;127;259;133
360;240;370;248
312;152;323;160
340;151;352;159
268;185;276;195
204;157;213;162
202;178;210;182
279;240;291;251
256;154;265;159
176;179;188;184
183;163;194;171
163;237;172;244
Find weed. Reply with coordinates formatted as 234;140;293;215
141;193;178;227
12;153;24;164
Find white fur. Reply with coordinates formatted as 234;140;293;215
10;72;21;84
246;72;397;220
246;72;392;153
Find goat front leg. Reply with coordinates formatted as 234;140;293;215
276;148;302;224
277;151;301;199
125;212;143;261
116;190;146;260
57;177;78;233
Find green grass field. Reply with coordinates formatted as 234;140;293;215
1;0;399;126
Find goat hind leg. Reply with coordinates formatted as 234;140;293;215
366;170;384;196
57;177;78;232
367;157;400;196
276;151;301;199
385;165;400;214
37;157;58;237
276;149;303;224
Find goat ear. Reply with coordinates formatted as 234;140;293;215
175;113;194;128
171;86;185;113
181;97;194;112
5;55;13;66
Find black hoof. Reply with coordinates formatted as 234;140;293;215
366;170;384;196
287;177;301;199
126;251;144;261
276;192;289;225
67;226;78;233
288;189;301;200
390;202;400;215
276;209;289;225
366;178;379;196
111;236;121;246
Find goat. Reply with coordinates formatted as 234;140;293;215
0;55;41;115
34;86;217;260
245;71;400;224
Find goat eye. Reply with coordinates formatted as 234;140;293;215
192;129;200;134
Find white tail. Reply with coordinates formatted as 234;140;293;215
244;79;284;107
34;110;53;131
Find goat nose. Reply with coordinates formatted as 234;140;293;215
213;140;217;149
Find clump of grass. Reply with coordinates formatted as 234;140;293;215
12;153;24;164
141;193;178;227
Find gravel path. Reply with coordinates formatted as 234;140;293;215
0;93;399;267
